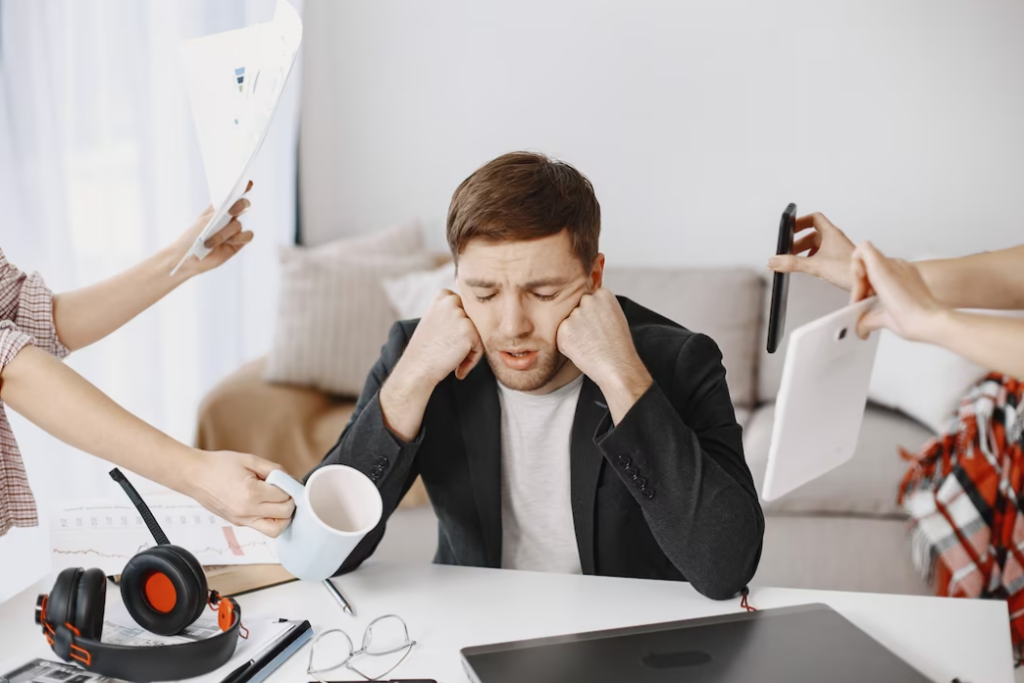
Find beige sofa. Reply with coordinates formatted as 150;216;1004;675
197;268;932;595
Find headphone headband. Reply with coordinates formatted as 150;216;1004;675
37;590;242;682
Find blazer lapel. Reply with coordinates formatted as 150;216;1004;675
453;363;504;568
570;377;610;575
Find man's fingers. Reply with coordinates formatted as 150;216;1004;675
204;218;243;249
456;341;484;380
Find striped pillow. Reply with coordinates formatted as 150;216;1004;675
265;226;433;397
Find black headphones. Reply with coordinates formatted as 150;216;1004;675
35;469;245;682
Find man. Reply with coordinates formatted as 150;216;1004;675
316;151;763;599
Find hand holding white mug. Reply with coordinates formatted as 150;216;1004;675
265;465;383;581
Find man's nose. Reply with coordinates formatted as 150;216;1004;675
500;296;533;339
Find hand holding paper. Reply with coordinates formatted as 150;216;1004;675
169;183;254;279
172;0;302;275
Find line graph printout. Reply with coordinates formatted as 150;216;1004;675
51;493;279;574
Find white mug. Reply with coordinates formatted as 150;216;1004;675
266;465;383;581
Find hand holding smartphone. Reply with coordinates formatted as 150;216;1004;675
767;203;797;354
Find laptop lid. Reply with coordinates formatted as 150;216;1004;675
460;603;931;683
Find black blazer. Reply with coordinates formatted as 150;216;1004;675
313;297;764;599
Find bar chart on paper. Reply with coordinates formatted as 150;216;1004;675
51;493;279;574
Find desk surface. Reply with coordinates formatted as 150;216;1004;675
0;561;1013;683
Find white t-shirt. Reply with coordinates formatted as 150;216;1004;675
497;374;585;574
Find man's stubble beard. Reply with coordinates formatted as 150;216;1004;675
485;344;571;392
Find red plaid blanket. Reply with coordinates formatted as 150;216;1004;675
898;373;1024;647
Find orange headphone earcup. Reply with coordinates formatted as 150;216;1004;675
120;545;206;636
163;544;208;626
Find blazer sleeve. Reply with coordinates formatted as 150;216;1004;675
596;332;765;599
308;321;426;575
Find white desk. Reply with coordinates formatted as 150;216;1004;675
0;561;1014;683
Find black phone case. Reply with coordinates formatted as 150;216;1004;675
767;203;797;354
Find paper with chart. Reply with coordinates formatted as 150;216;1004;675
51;493;279;575
171;0;303;275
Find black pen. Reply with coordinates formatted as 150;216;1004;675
220;622;298;683
238;619;313;683
219;659;252;683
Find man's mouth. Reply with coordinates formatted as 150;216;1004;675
498;349;539;371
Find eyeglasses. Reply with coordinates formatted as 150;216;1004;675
307;614;416;682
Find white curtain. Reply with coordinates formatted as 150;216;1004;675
0;0;302;600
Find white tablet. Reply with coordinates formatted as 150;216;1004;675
762;296;881;501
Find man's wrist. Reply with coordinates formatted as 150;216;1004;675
594;356;653;404
387;356;440;401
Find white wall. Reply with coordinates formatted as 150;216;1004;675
299;0;1024;266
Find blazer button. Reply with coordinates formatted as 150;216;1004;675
634;476;647;489
642;487;655;500
375;456;389;468
625;466;638;478
617;454;632;467
370;465;384;478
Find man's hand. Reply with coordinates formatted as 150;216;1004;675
181;449;296;538
769;212;857;291
381;290;484;440
168;181;254;279
401;289;485;384
850;241;946;342
557;288;652;423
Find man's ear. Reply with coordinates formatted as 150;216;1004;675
589;254;606;291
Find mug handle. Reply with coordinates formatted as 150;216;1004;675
266;470;306;507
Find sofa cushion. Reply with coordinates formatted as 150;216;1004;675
752;515;927;595
266;236;434;397
743;402;933;517
757;272;848;404
602;267;764;408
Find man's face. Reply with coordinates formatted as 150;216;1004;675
457;230;602;393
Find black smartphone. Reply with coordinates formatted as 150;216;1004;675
766;203;797;354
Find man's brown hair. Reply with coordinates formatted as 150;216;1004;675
446;151;601;270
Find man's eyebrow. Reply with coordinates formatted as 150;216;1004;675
462;276;571;289
523;277;569;289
